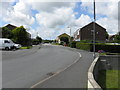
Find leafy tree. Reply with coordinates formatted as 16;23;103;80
2;27;13;39
32;36;42;45
105;32;109;39
60;37;69;44
36;36;42;44
114;35;120;43
12;26;30;46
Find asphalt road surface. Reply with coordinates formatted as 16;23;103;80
34;46;94;88
2;44;84;88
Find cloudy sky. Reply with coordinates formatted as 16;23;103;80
0;0;119;39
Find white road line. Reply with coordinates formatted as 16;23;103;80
30;52;82;88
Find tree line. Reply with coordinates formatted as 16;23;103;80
1;25;42;46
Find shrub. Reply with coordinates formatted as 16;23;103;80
76;42;120;53
71;41;77;48
76;42;91;51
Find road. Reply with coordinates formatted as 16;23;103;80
2;44;83;88
34;46;94;88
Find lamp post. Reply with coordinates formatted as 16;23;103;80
67;26;71;47
93;0;96;59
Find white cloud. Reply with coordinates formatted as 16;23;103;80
1;0;119;39
1;0;35;27
75;14;92;27
36;7;75;28
30;2;75;13
97;17;118;35
81;1;119;35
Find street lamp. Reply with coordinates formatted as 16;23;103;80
93;0;96;59
67;26;71;47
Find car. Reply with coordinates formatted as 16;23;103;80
0;38;21;50
0;38;15;50
14;44;21;49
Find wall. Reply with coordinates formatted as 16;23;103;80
88;55;120;89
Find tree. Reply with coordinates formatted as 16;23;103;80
12;26;30;46
32;36;42;45
2;27;13;39
60;37;69;44
105;32;109;40
114;35;120;43
36;36;42;44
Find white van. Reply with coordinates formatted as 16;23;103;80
0;38;20;50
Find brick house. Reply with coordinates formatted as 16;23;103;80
75;22;107;42
56;33;70;44
5;24;17;31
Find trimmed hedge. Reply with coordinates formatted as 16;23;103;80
76;42;92;51
71;41;77;48
94;44;120;53
76;42;120;53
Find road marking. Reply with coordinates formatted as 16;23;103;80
30;52;82;88
77;52;82;58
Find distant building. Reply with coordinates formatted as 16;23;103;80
108;32;120;42
56;33;70;43
5;24;17;30
74;22;107;42
73;29;80;41
109;35;115;42
2;24;32;45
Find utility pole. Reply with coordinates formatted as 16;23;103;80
68;26;71;47
93;0;96;59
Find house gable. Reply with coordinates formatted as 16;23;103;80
79;22;107;42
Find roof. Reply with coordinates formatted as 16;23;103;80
81;22;106;30
4;24;17;30
58;33;70;38
0;38;11;40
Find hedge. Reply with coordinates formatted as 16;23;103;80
94;44;120;53
71;41;77;48
76;42;120;53
76;42;92;51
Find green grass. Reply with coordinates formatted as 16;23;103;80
106;70;119;88
98;70;120;89
20;46;32;49
99;53;107;55
52;43;60;45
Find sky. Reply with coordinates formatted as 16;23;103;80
0;0;119;40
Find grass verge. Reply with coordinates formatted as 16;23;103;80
98;70;120;89
20;46;32;49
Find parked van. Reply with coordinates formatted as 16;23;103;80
0;38;21;50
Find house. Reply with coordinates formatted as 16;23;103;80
56;33;70;44
109;35;116;42
74;22;107;42
108;32;120;42
73;29;80;41
5;24;17;31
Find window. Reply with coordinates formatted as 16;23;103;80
4;40;10;43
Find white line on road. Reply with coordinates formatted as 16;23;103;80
30;52;82;88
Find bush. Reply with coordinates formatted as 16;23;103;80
76;42;120;53
71;41;77;48
76;42;91;51
94;44;120;53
